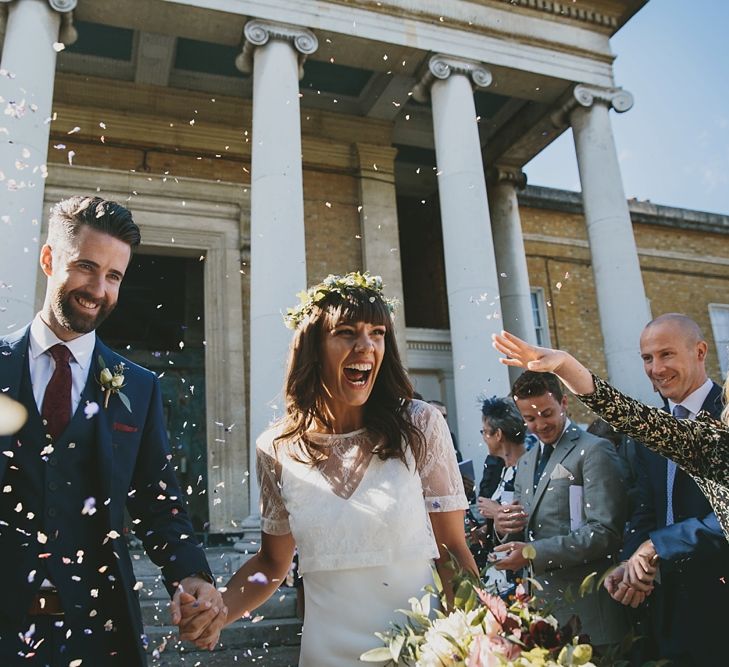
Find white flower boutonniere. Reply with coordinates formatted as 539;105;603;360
98;355;132;412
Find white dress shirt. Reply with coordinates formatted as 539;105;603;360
28;314;96;415
667;377;714;421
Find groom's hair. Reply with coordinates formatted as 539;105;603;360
47;195;141;249
511;371;564;403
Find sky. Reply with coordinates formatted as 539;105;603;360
525;0;729;216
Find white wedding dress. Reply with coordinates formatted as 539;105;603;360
256;400;468;666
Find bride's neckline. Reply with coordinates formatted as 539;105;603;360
306;427;368;442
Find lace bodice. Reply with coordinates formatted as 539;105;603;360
256;400;468;573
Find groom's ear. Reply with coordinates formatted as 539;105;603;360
39;244;53;277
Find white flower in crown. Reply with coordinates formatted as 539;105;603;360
283;271;397;330
97;356;131;412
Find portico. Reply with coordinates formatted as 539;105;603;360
0;0;656;534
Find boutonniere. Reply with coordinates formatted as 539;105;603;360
98;355;131;412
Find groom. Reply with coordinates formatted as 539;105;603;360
0;196;225;665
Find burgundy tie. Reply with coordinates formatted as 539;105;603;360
41;344;73;440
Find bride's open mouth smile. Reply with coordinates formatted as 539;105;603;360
342;362;373;388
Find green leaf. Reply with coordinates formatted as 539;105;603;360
578;571;597;598
118;391;132;413
360;647;394;662
98;354;107;370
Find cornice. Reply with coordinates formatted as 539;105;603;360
498;0;619;29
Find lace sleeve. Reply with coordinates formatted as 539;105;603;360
256;431;292;535
412;401;468;513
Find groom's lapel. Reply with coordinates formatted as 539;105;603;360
93;339;117;500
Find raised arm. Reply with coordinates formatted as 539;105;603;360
492;330;595;395
492;330;729;486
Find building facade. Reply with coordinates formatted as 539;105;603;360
3;0;726;538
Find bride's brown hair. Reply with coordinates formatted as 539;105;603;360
275;287;425;465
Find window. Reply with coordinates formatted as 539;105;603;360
708;304;729;377
531;288;550;347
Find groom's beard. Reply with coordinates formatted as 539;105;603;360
52;286;116;334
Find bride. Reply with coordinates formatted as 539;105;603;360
180;272;477;665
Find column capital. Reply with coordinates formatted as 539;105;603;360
46;0;77;11
487;166;527;190
235;19;318;78
412;54;492;102
1;0;77;44
552;84;633;128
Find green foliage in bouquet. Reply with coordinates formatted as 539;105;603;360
361;556;600;667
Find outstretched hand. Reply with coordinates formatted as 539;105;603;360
492;331;595;396
491;331;566;373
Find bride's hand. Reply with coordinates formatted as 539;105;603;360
491;331;567;373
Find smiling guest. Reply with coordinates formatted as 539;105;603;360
176;273;477;666
492;371;628;649
0;196;221;666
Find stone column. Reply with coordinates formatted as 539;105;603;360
234;20;317;539
413;55;510;468
554;84;653;402
355;143;408;363
487;166;536;385
0;0;76;329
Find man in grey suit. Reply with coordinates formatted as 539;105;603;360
493;371;628;648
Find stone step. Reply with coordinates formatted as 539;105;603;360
141;587;298;626
146;617;302;655
131;547;256;579
150;643;300;666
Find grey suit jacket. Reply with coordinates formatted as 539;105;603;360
512;423;628;646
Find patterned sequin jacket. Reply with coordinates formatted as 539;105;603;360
577;374;729;541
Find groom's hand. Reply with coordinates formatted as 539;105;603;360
172;575;228;650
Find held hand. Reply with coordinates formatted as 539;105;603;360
625;539;658;592
172;576;228;651
476;497;502;520
604;563;652;608
492;542;529;571
493;502;528;535
603;564;625;597
613;581;650;608
492;331;567;373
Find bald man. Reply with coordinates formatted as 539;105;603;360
606;314;729;666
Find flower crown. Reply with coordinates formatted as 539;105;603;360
284;271;398;330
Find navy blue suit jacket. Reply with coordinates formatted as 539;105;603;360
622;382;728;663
0;327;211;665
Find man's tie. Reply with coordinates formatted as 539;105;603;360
666;404;690;525
533;443;554;489
41;344;73;441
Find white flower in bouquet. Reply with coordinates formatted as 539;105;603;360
417;608;483;667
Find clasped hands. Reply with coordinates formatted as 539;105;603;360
170;575;228;650
603;539;658;608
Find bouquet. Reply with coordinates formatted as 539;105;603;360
361;563;597;667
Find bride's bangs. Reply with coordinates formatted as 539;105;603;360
319;288;391;329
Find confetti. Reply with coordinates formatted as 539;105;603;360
84;402;99;419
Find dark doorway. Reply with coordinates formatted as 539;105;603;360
98;254;209;534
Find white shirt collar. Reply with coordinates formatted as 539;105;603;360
540;418;572;452
29;313;96;372
667;377;713;418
